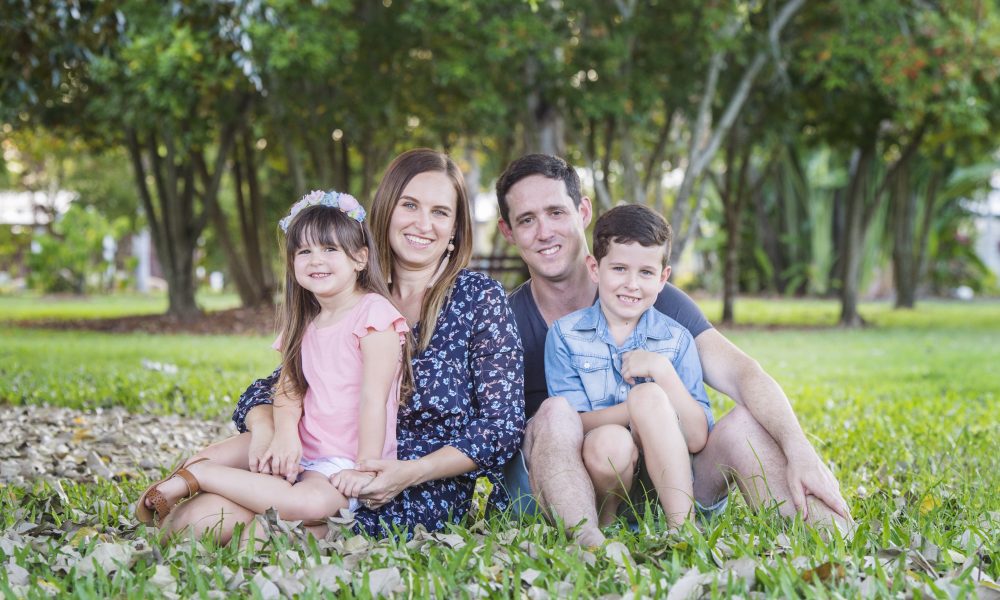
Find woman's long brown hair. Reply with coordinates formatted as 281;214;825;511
277;204;414;402
367;148;473;351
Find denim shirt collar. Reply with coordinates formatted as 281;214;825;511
570;299;674;350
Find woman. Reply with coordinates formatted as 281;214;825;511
163;149;524;541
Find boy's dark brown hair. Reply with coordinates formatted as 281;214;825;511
592;204;673;266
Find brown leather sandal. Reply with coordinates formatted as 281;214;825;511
135;457;209;525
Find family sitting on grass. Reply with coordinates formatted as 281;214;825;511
136;150;852;548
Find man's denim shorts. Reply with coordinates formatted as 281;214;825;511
501;449;729;520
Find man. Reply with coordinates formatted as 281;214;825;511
495;154;850;547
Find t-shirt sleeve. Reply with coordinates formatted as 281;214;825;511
544;321;592;412
655;283;712;338
352;296;409;344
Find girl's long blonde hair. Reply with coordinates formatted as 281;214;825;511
368;148;473;351
277;204;414;401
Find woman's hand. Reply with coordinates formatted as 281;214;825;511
262;431;302;483
355;458;422;509
330;469;376;499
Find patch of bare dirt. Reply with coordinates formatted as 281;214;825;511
12;306;277;336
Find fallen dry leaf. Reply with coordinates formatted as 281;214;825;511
665;568;712;600
75;542;133;576
368;566;402;596
801;561;846;584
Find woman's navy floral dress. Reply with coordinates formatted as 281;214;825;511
233;270;525;536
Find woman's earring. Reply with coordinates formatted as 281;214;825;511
428;236;456;288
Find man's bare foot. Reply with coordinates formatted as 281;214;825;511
575;524;607;549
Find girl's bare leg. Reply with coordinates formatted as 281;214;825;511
144;433;255;512
180;464;348;523
161;492;255;545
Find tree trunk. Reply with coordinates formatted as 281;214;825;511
838;146;873;327
891;159;917;308
126;128;201;321
524;56;565;156
667;0;806;257
721;128;754;325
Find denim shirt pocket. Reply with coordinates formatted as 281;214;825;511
644;338;680;364
572;355;613;409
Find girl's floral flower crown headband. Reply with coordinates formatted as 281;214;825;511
279;190;366;232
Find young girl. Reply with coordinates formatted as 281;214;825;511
136;190;410;525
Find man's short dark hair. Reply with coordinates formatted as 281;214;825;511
593;204;673;266
495;154;582;223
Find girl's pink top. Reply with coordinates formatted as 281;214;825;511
273;293;408;461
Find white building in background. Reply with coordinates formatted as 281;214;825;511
972;171;1000;282
0;189;76;226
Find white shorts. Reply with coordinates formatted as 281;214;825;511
299;455;359;512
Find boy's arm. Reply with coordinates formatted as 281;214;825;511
578;403;630;432
543;323;594;410
621;348;708;452
546;323;632;433
669;333;712;452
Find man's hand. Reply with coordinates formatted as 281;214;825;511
330;468;376;499
355;458;420;509
261;431;302;483
786;446;850;522
620;350;671;385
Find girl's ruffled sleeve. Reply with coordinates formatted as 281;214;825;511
352;295;409;344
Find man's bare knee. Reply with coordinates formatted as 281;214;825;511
706;404;774;472
532;397;582;435
526;396;583;461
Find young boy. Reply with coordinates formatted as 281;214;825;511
544;204;713;528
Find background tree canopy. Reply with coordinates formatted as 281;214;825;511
2;0;998;323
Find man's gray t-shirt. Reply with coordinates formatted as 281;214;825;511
508;280;712;418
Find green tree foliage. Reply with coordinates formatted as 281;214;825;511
27;203;130;294
4;0;999;315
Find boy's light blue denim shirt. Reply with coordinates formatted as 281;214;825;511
545;300;713;428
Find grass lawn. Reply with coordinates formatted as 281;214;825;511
1;298;998;597
0;292;241;321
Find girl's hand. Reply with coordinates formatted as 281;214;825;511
247;425;275;474
621;350;671;385
330;469;376;499
262;432;302;483
355;458;420;509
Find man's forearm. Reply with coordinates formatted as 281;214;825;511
735;364;812;455
697;329;812;455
